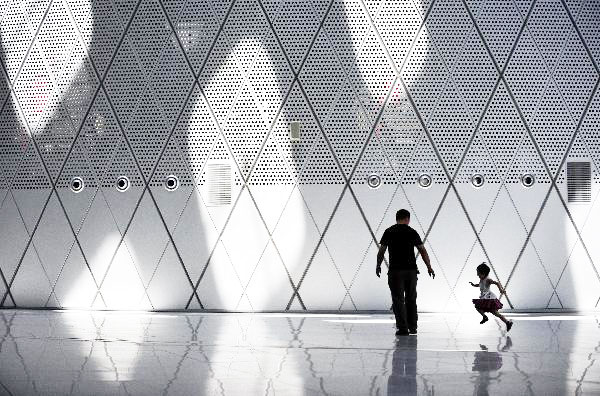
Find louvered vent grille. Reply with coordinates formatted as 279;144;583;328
207;163;232;206
567;162;591;203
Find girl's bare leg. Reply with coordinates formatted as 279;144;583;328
490;310;508;324
491;311;513;331
476;308;488;324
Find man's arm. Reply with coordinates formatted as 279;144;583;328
376;244;387;278
416;244;435;278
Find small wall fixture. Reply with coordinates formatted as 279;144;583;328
165;175;179;191
70;177;84;193
289;121;301;142
567;161;591;203
471;174;485;188
116;176;130;192
418;174;432;188
367;173;382;189
521;173;535;188
207;163;232;206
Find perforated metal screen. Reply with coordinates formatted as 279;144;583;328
0;0;599;311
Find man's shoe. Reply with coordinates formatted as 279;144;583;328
409;329;417;335
395;330;409;336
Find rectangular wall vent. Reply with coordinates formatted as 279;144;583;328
206;163;232;206
289;121;301;142
567;161;591;203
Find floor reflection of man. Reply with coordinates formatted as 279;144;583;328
472;337;512;396
386;336;417;395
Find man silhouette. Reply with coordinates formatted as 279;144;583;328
377;209;434;336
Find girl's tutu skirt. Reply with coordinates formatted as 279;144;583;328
472;298;503;312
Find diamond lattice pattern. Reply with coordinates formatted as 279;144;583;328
0;0;599;311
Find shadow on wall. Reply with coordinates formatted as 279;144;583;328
1;0;597;313
0;0;436;313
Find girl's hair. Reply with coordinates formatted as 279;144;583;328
476;263;490;277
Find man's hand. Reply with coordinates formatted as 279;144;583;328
376;244;387;278
469;281;476;287
427;267;435;279
417;244;434;279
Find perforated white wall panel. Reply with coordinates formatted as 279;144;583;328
1;0;599;311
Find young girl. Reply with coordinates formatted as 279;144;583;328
470;263;513;332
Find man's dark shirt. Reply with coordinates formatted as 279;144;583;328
380;224;423;271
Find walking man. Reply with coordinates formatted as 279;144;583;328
376;209;435;336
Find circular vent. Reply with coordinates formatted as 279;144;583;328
116;176;130;192
521;173;535;188
471;174;485;188
367;173;382;189
418;174;432;188
165;175;179;191
70;177;84;193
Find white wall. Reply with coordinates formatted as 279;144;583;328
0;0;599;311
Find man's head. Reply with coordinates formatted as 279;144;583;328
396;209;410;224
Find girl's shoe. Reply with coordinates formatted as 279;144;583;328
480;316;488;324
506;321;513;332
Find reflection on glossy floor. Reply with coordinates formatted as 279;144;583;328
0;311;599;395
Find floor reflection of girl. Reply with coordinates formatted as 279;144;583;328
472;337;512;396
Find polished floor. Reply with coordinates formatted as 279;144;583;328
0;311;598;395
